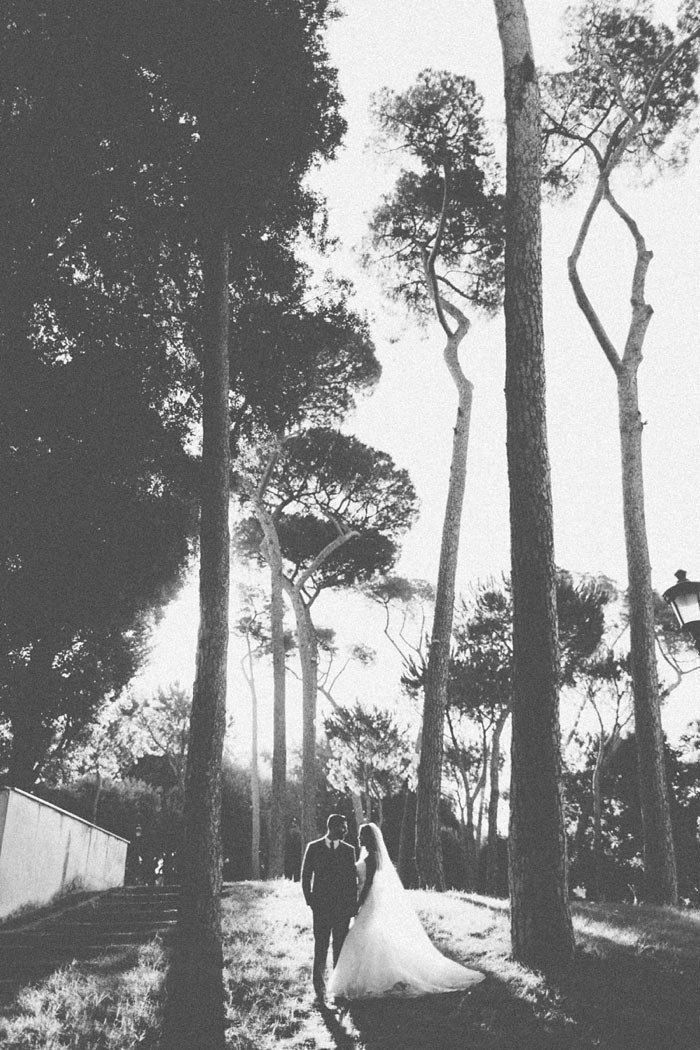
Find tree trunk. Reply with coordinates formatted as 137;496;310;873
463;792;478;892
564;56;678;906
493;0;575;971
591;731;605;903
244;639;261;881
485;710;509;895
280;529;356;853
416;335;473;889
164;223;230;1050
618;364;678;904
351;791;364;834
267;561;287;879
284;581;319;852
446;710;485;891
244;483;288;880
398;784;418;888
92;767;102;826
476;738;489;851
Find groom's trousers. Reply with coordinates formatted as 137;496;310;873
312;910;350;992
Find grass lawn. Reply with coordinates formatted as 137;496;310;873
1;881;699;1049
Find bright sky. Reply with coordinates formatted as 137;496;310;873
140;0;700;758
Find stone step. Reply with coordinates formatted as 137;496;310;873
0;929;174;952
0;886;184;999
0;916;178;937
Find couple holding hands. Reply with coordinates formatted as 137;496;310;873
301;814;484;1003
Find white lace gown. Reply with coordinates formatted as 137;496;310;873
327;857;485;1000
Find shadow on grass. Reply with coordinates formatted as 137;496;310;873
0;936;143;1007
0;887;176;1008
313;949;700;1050
315;1001;362;1050
572;899;700;947
563;902;700;1049
0;890;100;931
220;883;700;1050
325;978;575;1050
554;947;700;1050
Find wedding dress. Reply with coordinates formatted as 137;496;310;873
327;823;484;1000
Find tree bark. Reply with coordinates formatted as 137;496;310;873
248;469;358;860
164;222;230;1050
281;529;357;852
462;816;478;892
284;580;320;852
485;709;509;895
618;363;678;903
591;732;605;902
242;635;261;880
590;725;623;901
567;154;678;908
242;475;288;879
398;783;418;887
92;767;102;826
416;328;473;889
493;0;575;971
572;790;594;896
462;777;479;892
267;558;287;879
446;710;484;890
476;736;489;850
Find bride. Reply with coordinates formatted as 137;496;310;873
327;822;485;1000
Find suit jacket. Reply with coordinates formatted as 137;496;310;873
301;837;357;918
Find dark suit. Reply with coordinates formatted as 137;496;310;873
301;837;357;992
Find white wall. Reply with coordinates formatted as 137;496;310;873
0;787;128;919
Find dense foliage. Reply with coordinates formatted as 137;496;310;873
566;734;700;904
543;1;699;188
368;68;504;315
0;0;353;793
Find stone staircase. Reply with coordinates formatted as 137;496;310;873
0;885;179;1002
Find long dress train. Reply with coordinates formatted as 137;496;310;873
327;825;484;1000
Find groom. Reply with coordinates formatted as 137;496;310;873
301;813;358;999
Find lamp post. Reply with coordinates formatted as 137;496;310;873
662;570;700;654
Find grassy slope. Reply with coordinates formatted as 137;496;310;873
1;881;699;1049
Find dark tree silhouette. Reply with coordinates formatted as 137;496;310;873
492;0;575;971
0;3;346;1047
